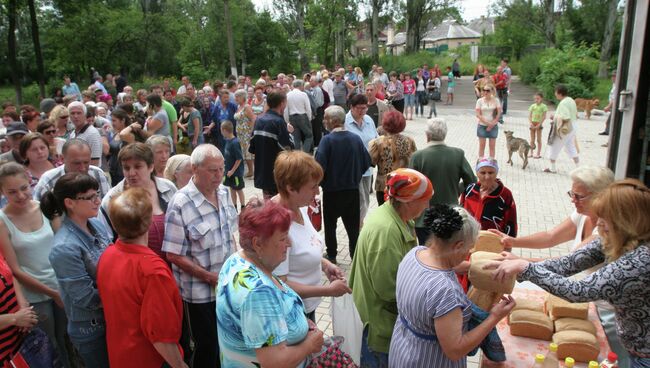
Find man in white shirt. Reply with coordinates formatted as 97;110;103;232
284;80;313;153
176;76;190;95
68;101;103;166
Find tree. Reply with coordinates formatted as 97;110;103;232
542;0;556;47
7;0;22;104
367;0;390;64
27;0;46;98
598;0;619;78
404;0;457;53
277;0;310;73
223;0;237;76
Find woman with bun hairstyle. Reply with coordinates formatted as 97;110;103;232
389;204;515;368
43;172;112;368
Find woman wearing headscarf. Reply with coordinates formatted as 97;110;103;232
349;168;433;367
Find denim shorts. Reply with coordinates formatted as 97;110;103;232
477;124;498;139
404;94;416;107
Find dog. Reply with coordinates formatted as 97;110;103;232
574;98;600;119
504;130;531;170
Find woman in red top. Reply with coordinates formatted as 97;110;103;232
0;254;38;367
97;188;186;368
458;157;517;291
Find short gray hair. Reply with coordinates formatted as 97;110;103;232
68;101;87;115
425;118;447;142
234;89;248;101
191;144;223;166
292;79;303;88
570;166;614;194
145;135;171;149
324;105;345;126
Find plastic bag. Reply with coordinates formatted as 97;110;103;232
307;336;358;368
331;294;362;364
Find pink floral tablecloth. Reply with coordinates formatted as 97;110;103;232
485;288;610;368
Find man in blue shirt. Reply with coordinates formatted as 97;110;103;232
344;94;378;224
62;75;82;101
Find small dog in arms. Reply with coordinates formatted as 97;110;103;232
504;130;531;170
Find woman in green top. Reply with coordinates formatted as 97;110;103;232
349;168;433;367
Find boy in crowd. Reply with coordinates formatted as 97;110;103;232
221;120;245;210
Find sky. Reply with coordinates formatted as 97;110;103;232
252;0;494;22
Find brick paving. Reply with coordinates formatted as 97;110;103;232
238;76;610;365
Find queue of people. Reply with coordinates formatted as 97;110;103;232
0;64;646;368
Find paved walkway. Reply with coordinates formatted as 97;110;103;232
239;76;610;365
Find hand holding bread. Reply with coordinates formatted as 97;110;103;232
481;258;530;283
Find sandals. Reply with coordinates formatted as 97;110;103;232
543;168;556;173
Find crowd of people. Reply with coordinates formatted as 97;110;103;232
0;60;646;368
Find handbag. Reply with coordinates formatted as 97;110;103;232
330;294;362;364
430;89;441;101
307;336;358;368
419;93;429;106
6;328;62;368
307;196;322;232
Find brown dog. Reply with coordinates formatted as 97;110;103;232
504;130;530;170
574;98;600;119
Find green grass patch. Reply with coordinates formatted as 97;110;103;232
593;78;612;109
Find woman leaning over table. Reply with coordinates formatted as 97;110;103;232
272;151;351;322
43;172;112;368
485;179;650;368
0;162;71;367
389;204;515;368
217;199;324;367
97;188;186;368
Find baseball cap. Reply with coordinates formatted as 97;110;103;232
6;122;29;136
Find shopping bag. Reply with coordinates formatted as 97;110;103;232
307;196;322;231
307;336;358;368
331;294;362;364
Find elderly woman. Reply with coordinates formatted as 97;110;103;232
146;135;172;178
272;151;351;322
389;205;515;368
0;163;71;366
386;71;405;113
43;173;111;368
163;154;192;189
234;89;256;178
217;199;324;367
350;168;433;366
475;85;501;158
50;104;72;139
369;110;417;206
98;188;186;368
101;143;177;258
486;179;650;368
19;132;55;188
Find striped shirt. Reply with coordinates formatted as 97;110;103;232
389;246;472;368
33;165;111;201
0;257;20;364
162;179;238;303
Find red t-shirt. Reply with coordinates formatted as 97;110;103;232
97;240;183;368
403;79;416;94
493;73;508;90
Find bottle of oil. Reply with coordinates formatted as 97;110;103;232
544;343;559;367
564;357;575;368
600;351;619;368
532;354;546;368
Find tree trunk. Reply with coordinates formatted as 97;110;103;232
296;0;309;73
335;22;345;65
542;0;555;47
598;0;618;78
405;0;422;53
223;0;238;77
7;0;22;105
370;0;380;63
27;0;46;99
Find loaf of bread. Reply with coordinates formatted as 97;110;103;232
545;294;589;320
468;251;516;294
512;298;544;313
471;231;504;253
509;310;554;341
554;318;597;335
553;330;600;362
468;287;501;311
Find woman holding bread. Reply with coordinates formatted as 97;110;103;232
389;204;515;368
486;179;650;368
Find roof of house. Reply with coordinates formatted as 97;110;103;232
467;16;496;35
422;20;481;42
387;32;407;46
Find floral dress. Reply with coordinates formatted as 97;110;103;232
234;108;254;160
216;252;309;367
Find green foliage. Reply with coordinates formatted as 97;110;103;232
532;43;600;102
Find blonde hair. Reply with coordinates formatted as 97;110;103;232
50;105;69;122
164;154;191;185
591;179;650;261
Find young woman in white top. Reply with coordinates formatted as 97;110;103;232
272;151;351;321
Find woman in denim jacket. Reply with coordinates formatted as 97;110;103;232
42;172;112;368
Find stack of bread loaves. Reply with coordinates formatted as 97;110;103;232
467;231;515;310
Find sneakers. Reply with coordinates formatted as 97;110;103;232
598;131;609;136
324;253;338;265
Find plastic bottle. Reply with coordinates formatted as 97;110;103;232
600;351;619;368
532;354;546;368
589;362;599;368
544;343;559;367
564;357;575;368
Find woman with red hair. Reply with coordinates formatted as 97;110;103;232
216;199;324;367
369;110;417;205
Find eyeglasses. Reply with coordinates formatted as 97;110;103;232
482;89;491;92
74;193;101;202
59;116;69;119
567;190;591;202
43;129;56;135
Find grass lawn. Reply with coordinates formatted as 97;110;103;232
593;78;613;109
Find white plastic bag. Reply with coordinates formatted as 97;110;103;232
331;294;363;364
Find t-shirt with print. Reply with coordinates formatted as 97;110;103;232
403;79;416;95
274;207;325;313
447;72;455;88
528;102;548;123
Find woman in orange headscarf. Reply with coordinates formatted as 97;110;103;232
349;168;433;366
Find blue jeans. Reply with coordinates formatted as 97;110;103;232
632;356;650;368
415;91;426;115
67;319;110;368
360;326;388;368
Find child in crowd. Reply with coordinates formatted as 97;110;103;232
528;92;548;158
220;121;245;210
445;66;455;105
